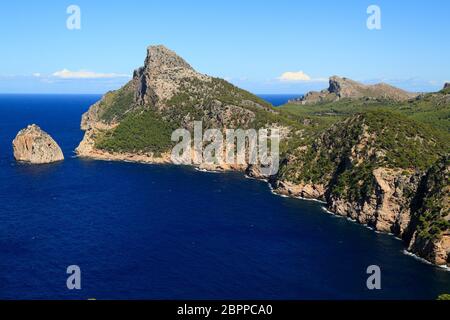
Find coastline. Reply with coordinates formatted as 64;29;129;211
76;148;448;270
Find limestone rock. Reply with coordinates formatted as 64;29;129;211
327;168;419;234
273;180;325;200
133;45;211;107
13;124;64;164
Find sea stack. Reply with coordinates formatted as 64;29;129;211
13;124;64;164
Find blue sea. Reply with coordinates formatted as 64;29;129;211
258;94;302;106
0;94;449;300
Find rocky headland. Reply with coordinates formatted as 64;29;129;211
76;45;449;267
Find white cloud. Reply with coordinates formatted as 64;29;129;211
32;73;41;77
52;69;130;79
278;71;311;82
277;71;327;83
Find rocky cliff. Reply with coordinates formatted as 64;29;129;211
290;76;418;105
407;156;450;265
13;124;64;164
274;111;449;266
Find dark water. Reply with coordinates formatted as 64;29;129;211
258;94;302;106
0;94;449;300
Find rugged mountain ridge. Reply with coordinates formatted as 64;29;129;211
76;45;449;267
289;76;418;105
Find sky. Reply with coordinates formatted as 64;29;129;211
0;0;449;94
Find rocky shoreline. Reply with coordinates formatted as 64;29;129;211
77;147;450;270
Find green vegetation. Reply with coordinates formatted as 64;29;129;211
279;109;447;184
96;109;176;155
441;85;450;95
280;98;391;126
363;110;447;169
98;83;135;123
166;77;273;112
280;92;450;135
413;156;450;241
331;163;376;202
437;294;450;300
164;77;287;129
277;109;448;214
209;77;273;110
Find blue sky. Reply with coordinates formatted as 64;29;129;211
0;0;449;94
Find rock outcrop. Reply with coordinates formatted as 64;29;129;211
290;76;418;105
327;168;420;234
442;82;450;94
133;45;210;107
13;124;64;164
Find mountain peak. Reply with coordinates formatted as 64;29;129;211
145;45;193;71
132;45;204;106
290;76;417;104
328;76;363;97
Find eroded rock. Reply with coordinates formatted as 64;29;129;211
13;124;64;164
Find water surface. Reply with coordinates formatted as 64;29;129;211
0;94;448;300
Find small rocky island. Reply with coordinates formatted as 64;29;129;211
13;124;64;164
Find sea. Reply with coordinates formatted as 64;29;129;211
0;94;448;300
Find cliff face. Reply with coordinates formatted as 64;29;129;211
327;168;420;234
13;124;64;164
407;156;450;265
274;112;449;266
290;76;418;105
